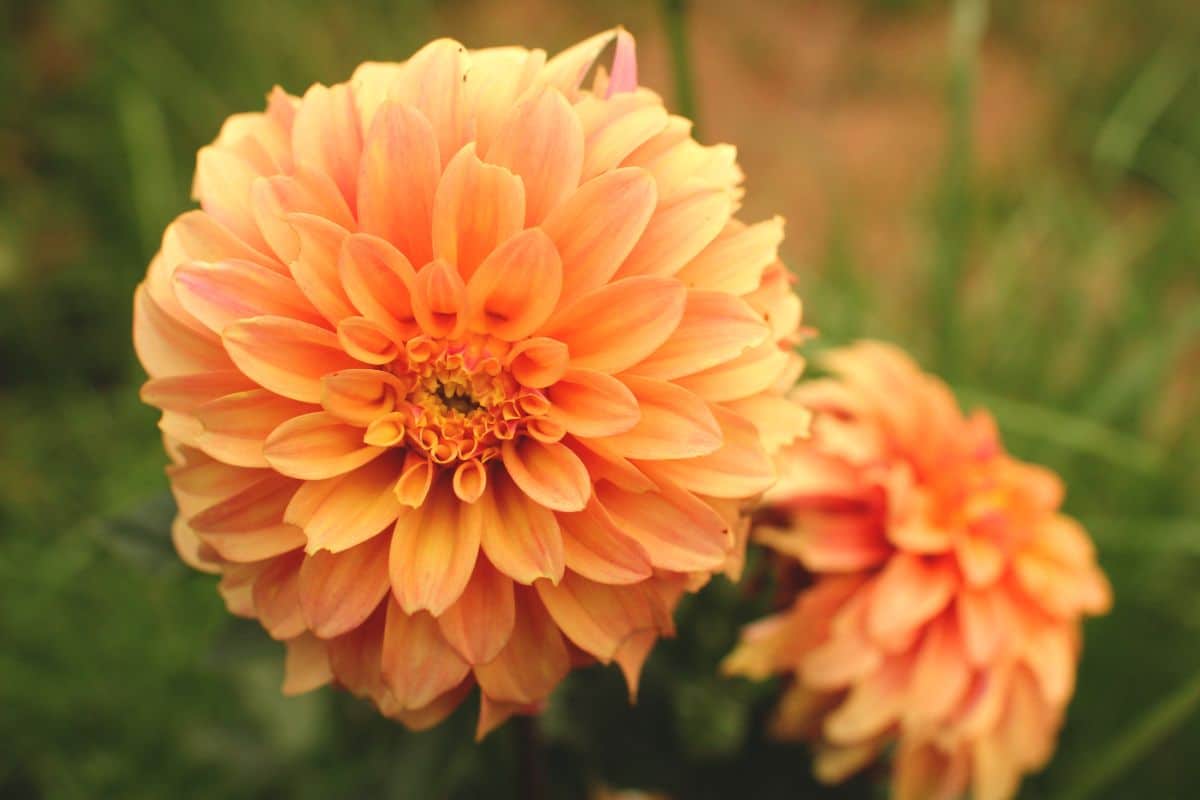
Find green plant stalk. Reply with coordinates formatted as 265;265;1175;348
661;0;699;128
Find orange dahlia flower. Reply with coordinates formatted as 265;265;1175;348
723;341;1110;800
134;28;806;735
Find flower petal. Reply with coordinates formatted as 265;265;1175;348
506;338;569;389
284;212;357;324
541;168;657;305
173;259;322;334
437;557;516;664
627;290;769;380
338;233;419;342
194;389;313;468
616;181;732;279
576;93;669;181
298;532;391;638
222;316;357;403
264;411;384;480
595;375;721;460
252;552;306;640
546;368;640;438
558;500;653;585
291;83;362;213
134;284;232;378
541;276;686;374
282;633;334;696
390;475;481;615
431;144;525;280
535;571;663;662
389;39;470;169
866;554;957;645
284;453;403;553
475;589;569;704
465;228;562;340
381;599;470;711
409;259;466;339
320;369;405;426
250;169;354;263
501;437;591;513
188;474;304;562
675;217;784;295
635;404;774;497
594;482;729;572
477;470;565;584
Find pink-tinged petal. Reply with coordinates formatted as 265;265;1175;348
222;316;357;402
163;209;278;274
410;258;466;339
559;500;653;585
541;168;657;305
477;471;565;585
485;88;584;225
754;516;890;573
904;612;971;728
193;146;271;253
321;369;406;426
381;599;471;710
866;554;957;645
615;181;732;279
174;259;323;334
536;29;619;97
506;338;569;389
389;39;470;169
636;404;773;497
193;389;312;468
437;557;516;664
466;228;563;340
133;284;232;378
594;482;728;572
250;169;354;263
536;572;661;662
605;29;638;96
390;475;481;615
140;370;256;414
298;532;391;638
338;233;419;342
252;552;306;640
475;589;570;704
284;453;404;553
284;212;357;324
675;217;784;295
675;341;790;402
431;144;525;280
188;474;304;562
282;633;334;695
595;375;721;460
263;411;384;480
501;437;591;512
628;290;769;380
357;102;440;266
576;93;669;181
291;83;362;213
542;276;686;374
547;368;640;437
802;626;883;691
337;316;400;365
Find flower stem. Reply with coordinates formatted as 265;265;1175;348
661;0;699;128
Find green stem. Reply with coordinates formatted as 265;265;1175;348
661;0;699;127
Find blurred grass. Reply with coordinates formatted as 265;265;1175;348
1;0;1198;797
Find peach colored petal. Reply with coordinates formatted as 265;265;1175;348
567;437;657;493
535;572;661;662
595;375;721;460
263;411;384;480
613;628;657;701
356;102;440;266
193;146;271;253
320;369;405;426
465;47;545;154
452;459;488;503
628;290;768;380
250;168;354;263
475;589;569;704
506;337;569;389
338;233;419;342
284;212;357;324
393;452;434;507
540;168;657;304
336;316;401;365
576;93;669;181
170;516;221;574
194;389;312;468
282;633;334;695
605;30;638;96
140;370;256;415
905;613;972;728
724;393;812;453
674;340;791;402
252;552;306;639
390;476;481;615
501;437;591;512
675;217;784;295
465;228;562;340
298;532;390;638
174;259;323;333
956;532;1006;587
485;88;584;225
867;554;957;645
163;209;277;274
283;453;404;553
547;368;640;438
636;404;774;497
409;258;466;339
389;39;470;169
755;516;890;573
188;474;304;562
594;482;728;572
823;654;913;745
615;181;732;280
437;557;516;664
431;144;525;280
291;83;362;213
381;600;470;710
535;28;619;97
222;316;357;402
134;284;232;378
477;471;565;585
558;500;653;585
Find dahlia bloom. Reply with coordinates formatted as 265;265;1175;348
134;28;806;734
723;342;1110;799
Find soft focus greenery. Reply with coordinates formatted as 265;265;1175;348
2;0;1198;797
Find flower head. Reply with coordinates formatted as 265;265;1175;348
723;341;1110;799
135;29;806;734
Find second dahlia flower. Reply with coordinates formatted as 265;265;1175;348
723;341;1110;800
134;28;806;734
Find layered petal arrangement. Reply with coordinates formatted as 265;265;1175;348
134;29;807;734
723;342;1110;800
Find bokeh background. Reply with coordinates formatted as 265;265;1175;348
2;0;1199;797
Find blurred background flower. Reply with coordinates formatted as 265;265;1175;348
2;0;1198;798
